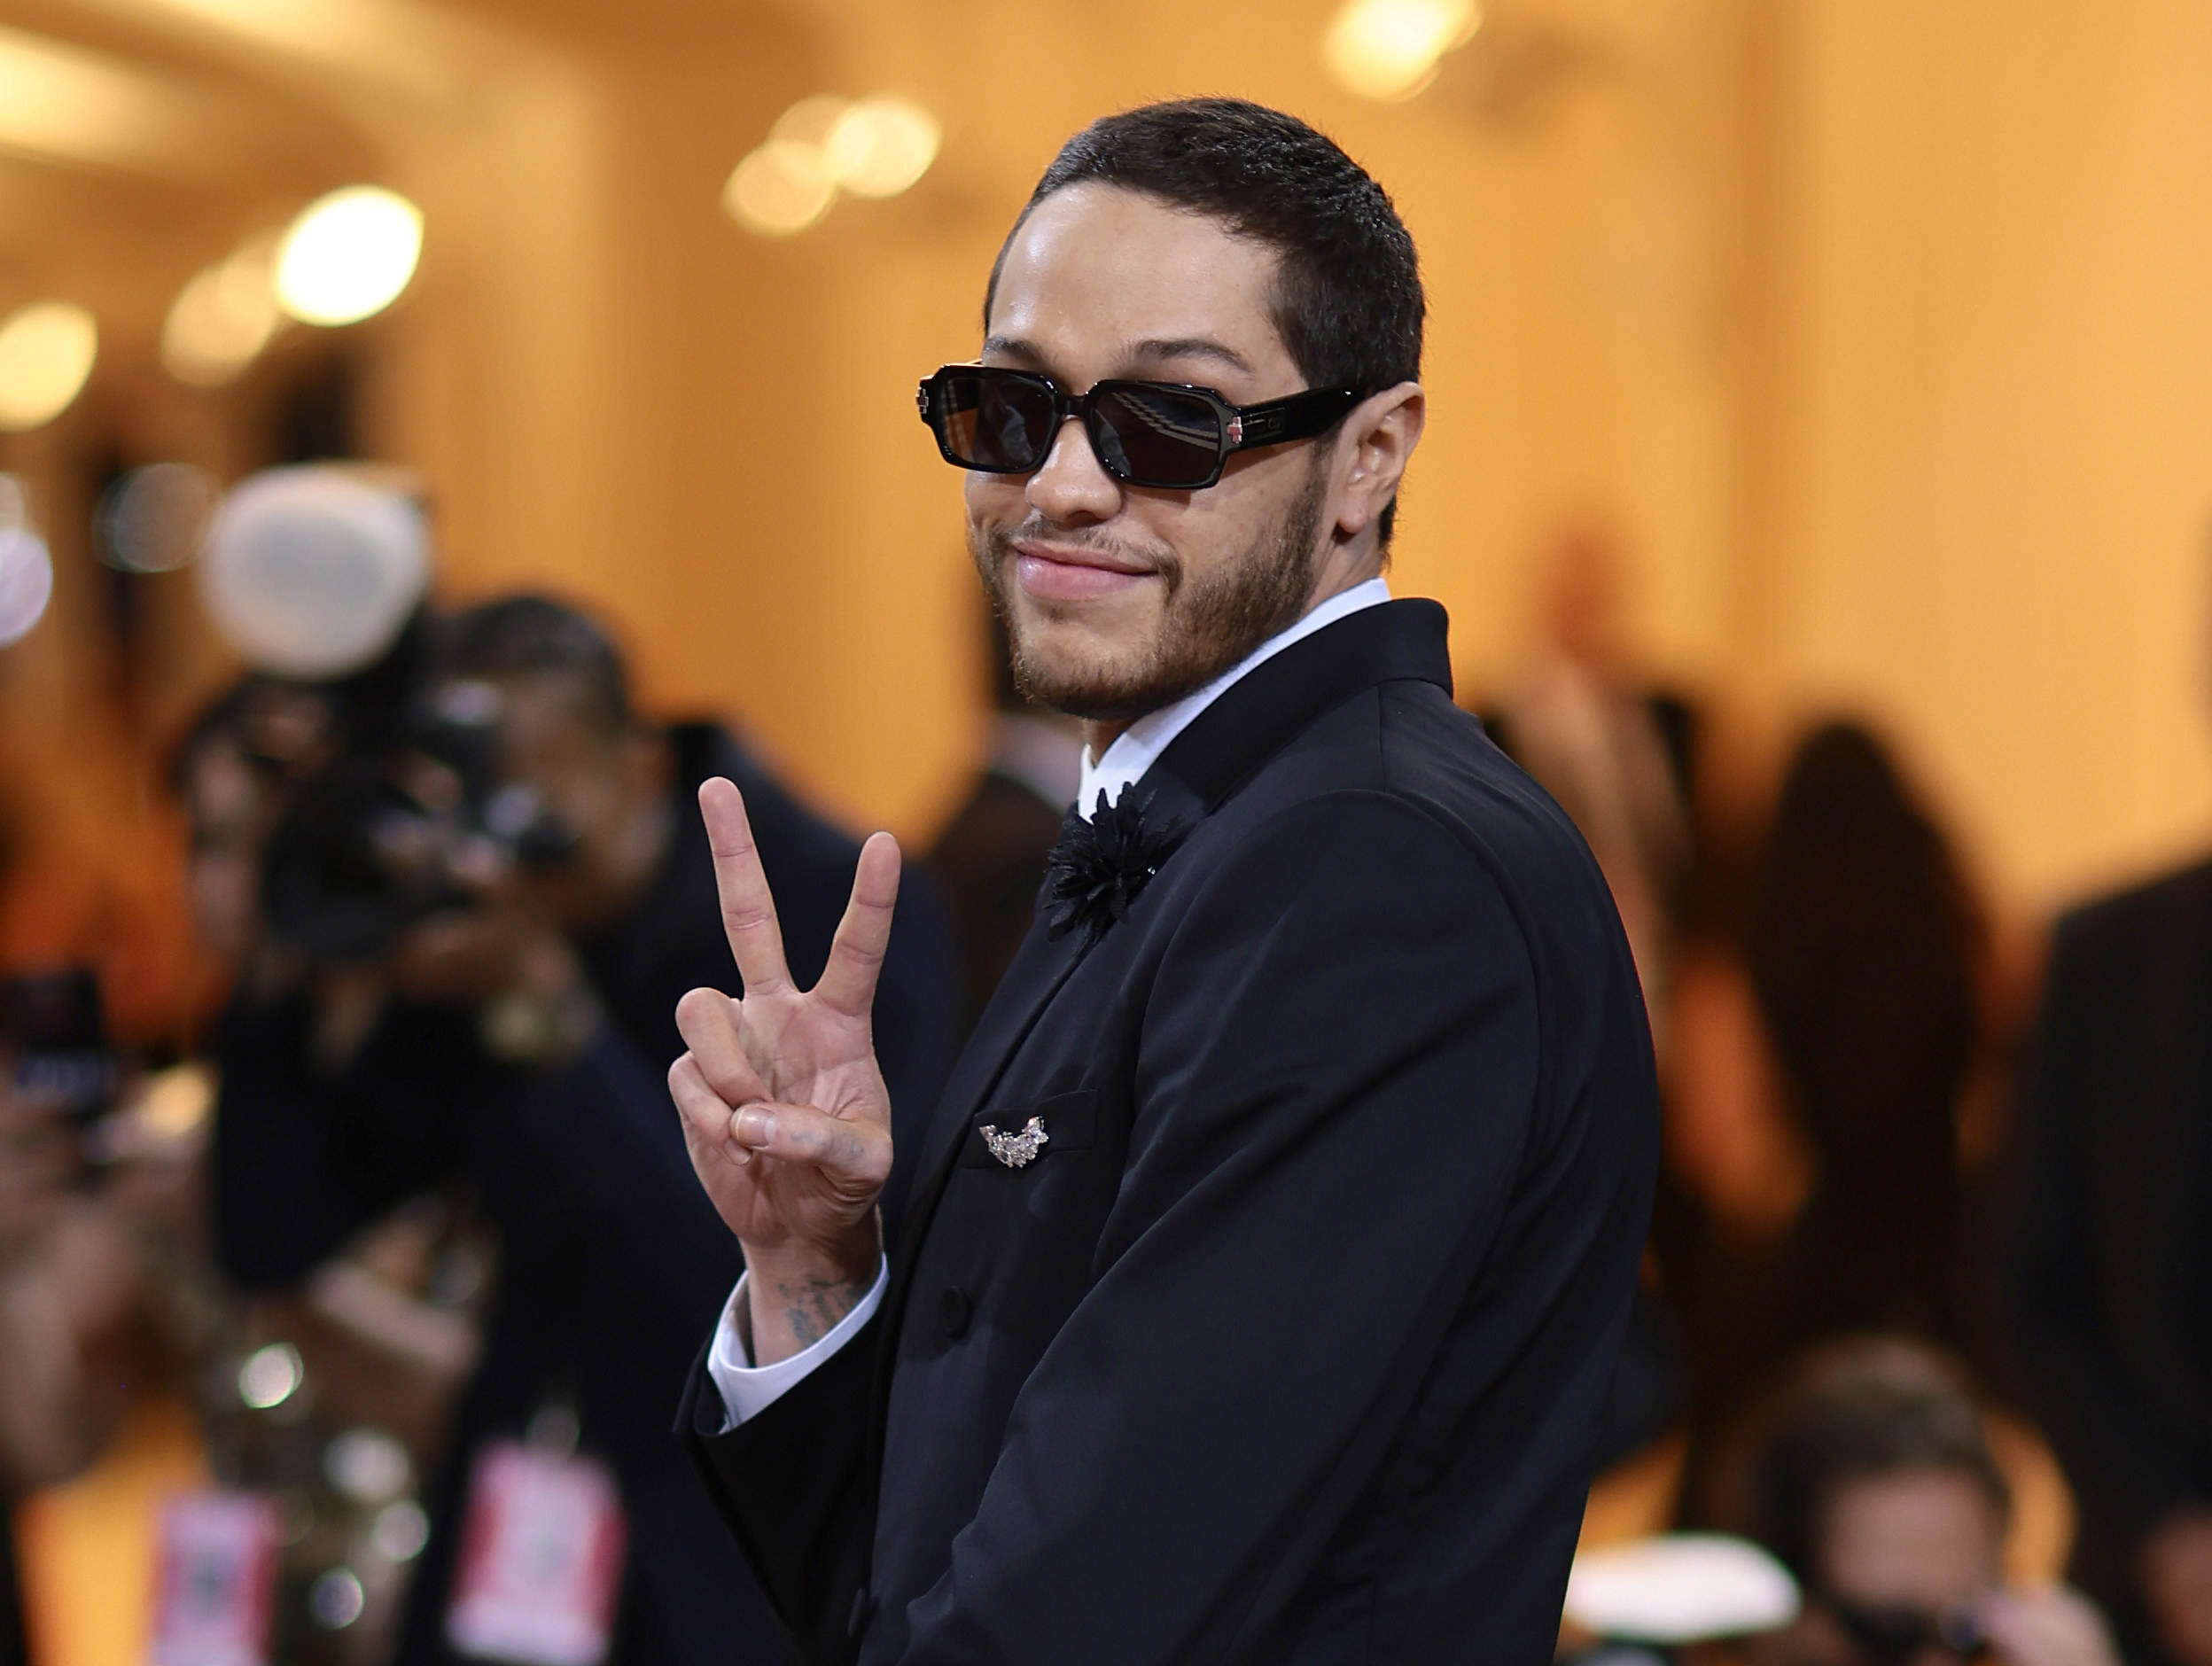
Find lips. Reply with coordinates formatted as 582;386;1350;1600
1010;541;1157;603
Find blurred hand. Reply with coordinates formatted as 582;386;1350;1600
386;903;584;1009
1982;1584;2122;1666
2142;1512;2212;1666
668;778;899;1365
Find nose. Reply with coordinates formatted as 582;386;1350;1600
1024;413;1121;524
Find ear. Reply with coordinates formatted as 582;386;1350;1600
1329;382;1426;547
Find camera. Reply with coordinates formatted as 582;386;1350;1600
258;658;580;964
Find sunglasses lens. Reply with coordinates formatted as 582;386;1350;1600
1090;385;1223;487
933;372;1055;472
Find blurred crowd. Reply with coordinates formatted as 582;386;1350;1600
1;472;2209;1666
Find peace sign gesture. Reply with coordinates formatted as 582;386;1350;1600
669;777;900;1364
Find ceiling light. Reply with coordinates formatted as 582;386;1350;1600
723;139;836;237
823;97;939;199
725;91;941;236
275;186;423;327
0;301;97;432
773;94;850;150
1322;0;1482;102
164;233;282;386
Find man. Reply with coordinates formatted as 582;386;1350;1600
210;596;959;1665
927;604;1082;1038
670;99;1657;1664
2007;857;2212;1666
1717;1339;2116;1666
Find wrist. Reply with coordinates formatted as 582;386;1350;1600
742;1222;881;1363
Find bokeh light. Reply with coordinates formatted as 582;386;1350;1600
238;1340;305;1409
724;139;837;237
275;186;424;326
0;301;97;432
1321;0;1482;102
97;463;221;573
0;526;53;649
725;91;939;237
164;234;283;386
824;97;940;199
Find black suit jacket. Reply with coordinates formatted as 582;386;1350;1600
682;603;1659;1666
214;723;960;1666
2007;860;2212;1636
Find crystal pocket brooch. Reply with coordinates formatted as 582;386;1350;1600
981;1116;1051;1169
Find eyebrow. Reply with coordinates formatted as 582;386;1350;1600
980;334;1258;378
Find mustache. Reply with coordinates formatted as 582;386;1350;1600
981;518;1177;579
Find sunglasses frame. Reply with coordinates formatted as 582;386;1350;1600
916;364;1364;491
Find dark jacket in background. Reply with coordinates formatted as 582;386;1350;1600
2008;859;2212;1662
684;603;1660;1666
215;723;960;1666
927;769;1069;1039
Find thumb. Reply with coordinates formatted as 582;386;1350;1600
730;1101;893;1195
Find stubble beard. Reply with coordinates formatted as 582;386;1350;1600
973;459;1329;724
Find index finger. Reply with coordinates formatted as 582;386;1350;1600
700;777;792;994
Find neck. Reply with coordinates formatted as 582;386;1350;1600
1079;557;1380;759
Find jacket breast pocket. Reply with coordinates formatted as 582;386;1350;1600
960;1090;1098;1170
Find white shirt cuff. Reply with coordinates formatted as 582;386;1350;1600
706;1256;888;1430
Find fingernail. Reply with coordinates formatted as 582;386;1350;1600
734;1106;775;1146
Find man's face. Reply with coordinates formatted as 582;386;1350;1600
968;183;1335;722
1755;1469;2003;1666
486;674;670;932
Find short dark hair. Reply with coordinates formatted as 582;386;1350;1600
1737;1338;2011;1584
444;595;632;734
988;98;1425;545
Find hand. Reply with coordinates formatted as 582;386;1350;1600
386;905;580;1009
668;778;900;1364
2142;1511;2212;1666
1981;1585;2122;1666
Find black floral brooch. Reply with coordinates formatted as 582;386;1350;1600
1043;790;1189;946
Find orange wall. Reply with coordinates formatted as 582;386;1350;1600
11;0;2212;915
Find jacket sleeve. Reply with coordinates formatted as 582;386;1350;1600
682;1308;884;1666
895;790;1615;1664
212;995;465;1288
2004;910;2203;1561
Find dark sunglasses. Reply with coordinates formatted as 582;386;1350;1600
916;364;1362;491
1819;1592;1990;1664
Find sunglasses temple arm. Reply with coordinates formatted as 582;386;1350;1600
1230;387;1363;450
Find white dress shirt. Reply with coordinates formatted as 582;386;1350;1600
706;576;1394;1428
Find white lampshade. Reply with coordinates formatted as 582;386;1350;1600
199;465;430;679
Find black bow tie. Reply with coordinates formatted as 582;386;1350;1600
1043;789;1190;946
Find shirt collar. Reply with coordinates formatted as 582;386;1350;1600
1076;577;1393;819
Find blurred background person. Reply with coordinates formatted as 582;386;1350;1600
925;603;1081;1039
1658;723;2002;1486
2006;837;2212;1666
1700;1336;2115;1666
1488;519;1695;1045
199;471;961;1666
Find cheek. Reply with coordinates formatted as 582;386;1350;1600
965;472;1024;532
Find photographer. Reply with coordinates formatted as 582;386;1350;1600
207;590;959;1666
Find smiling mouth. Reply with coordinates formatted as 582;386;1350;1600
1009;541;1159;603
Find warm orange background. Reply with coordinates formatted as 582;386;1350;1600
5;0;2212;986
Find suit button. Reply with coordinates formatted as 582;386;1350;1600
938;1285;973;1340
